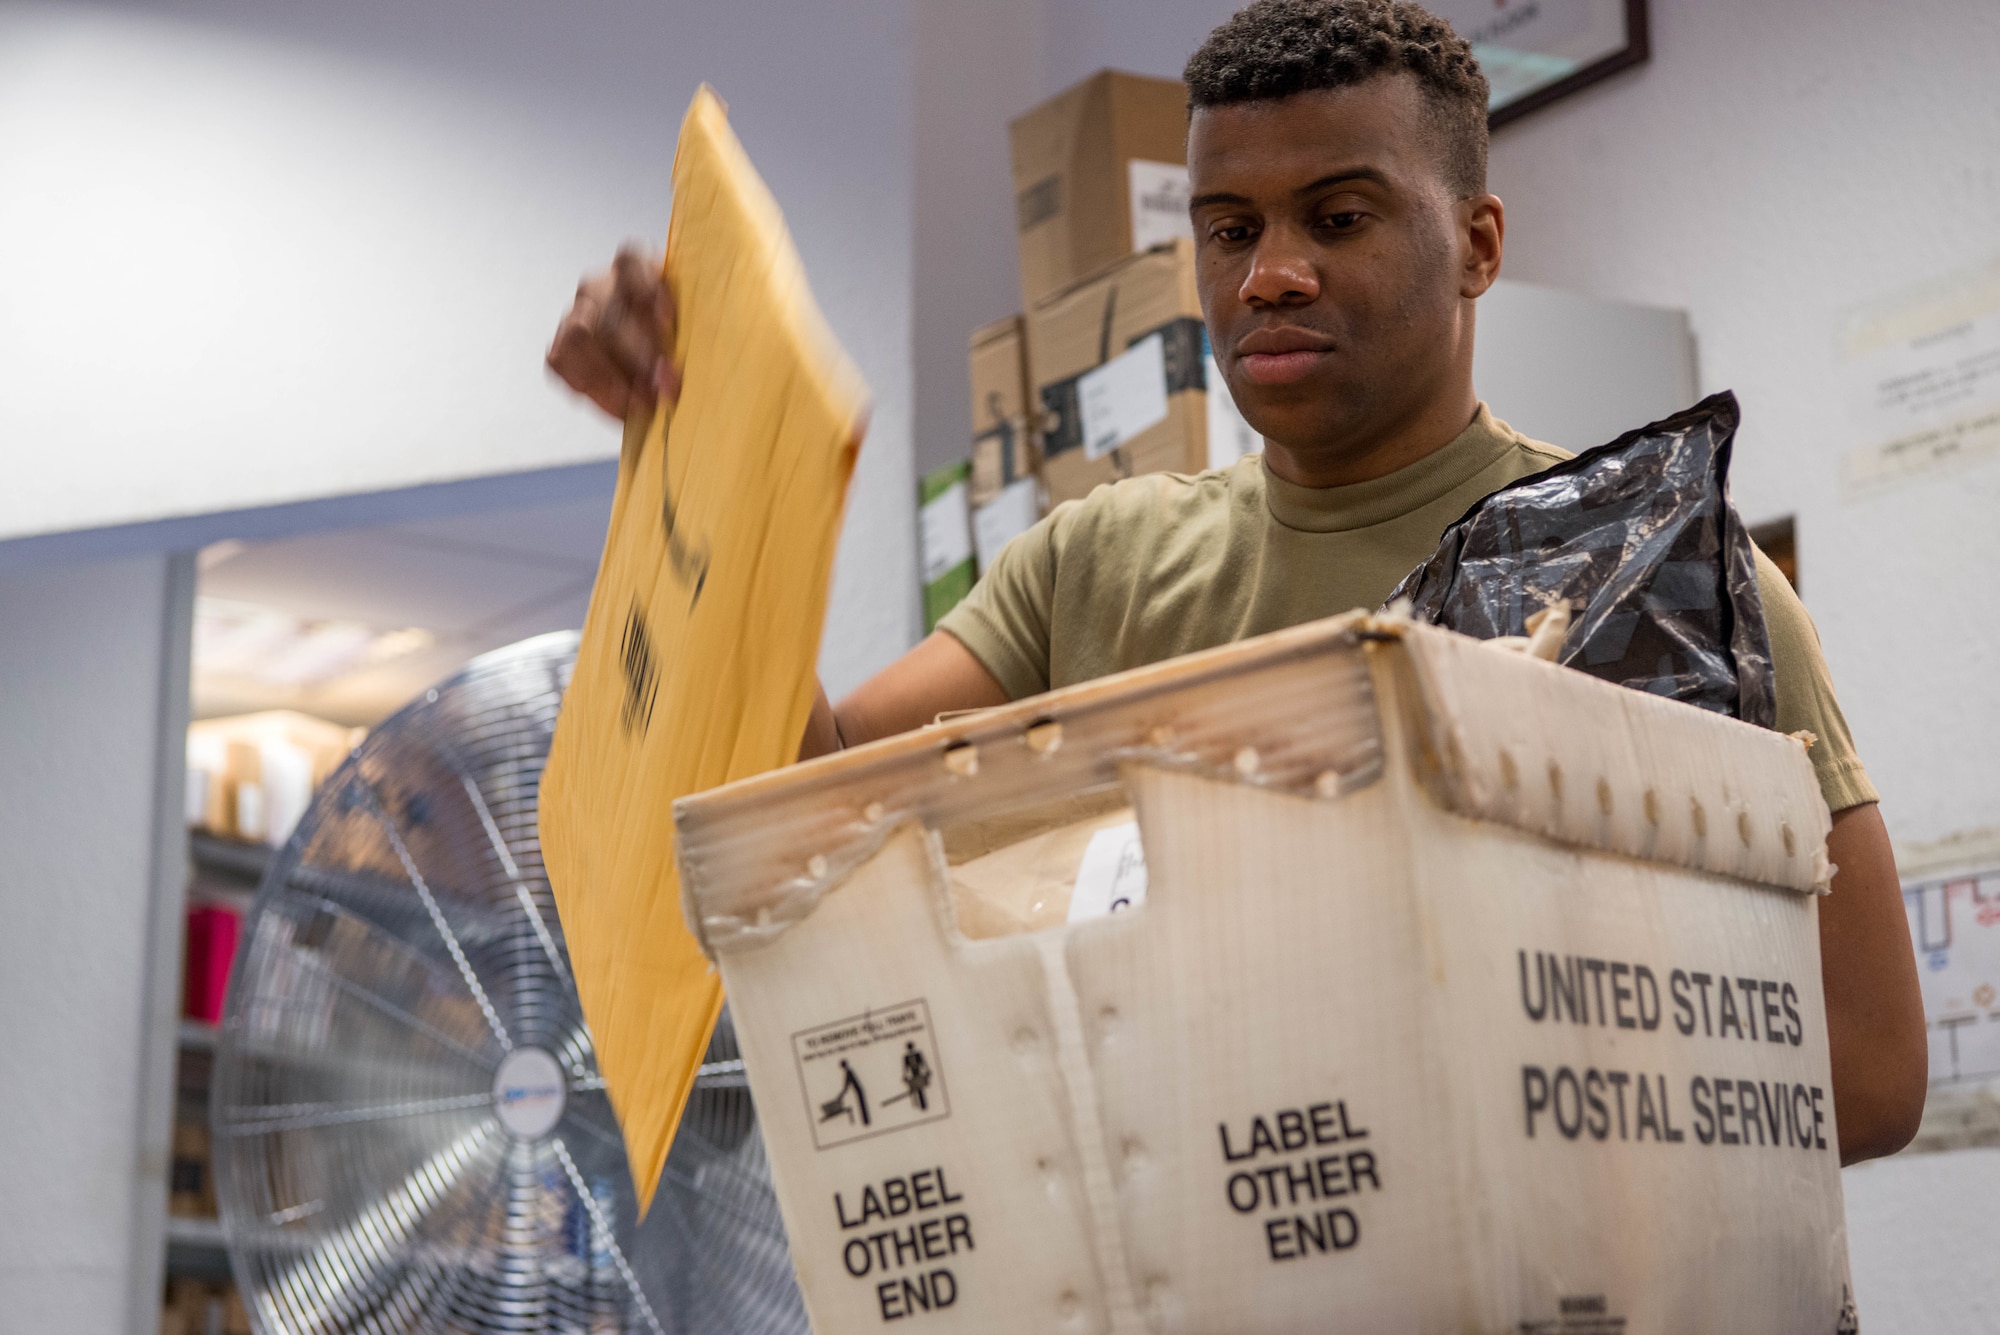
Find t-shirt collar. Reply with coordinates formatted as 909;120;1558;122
1260;403;1520;534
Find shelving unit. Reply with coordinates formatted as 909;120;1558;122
164;1216;232;1284
189;832;275;885
161;831;271;1314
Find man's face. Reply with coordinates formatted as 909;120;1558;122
1188;75;1484;461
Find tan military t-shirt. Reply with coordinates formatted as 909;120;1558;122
940;405;1877;813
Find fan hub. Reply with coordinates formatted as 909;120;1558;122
493;1047;568;1139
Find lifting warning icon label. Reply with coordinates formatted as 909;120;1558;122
793;999;951;1150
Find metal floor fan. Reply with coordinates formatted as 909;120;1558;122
212;632;808;1335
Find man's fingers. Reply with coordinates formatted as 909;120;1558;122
547;320;653;420
611;245;660;304
549;247;675;422
595;263;665;387
611;245;680;407
547;333;627;419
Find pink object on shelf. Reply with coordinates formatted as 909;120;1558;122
183;905;242;1025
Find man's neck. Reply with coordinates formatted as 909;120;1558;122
1262;384;1481;490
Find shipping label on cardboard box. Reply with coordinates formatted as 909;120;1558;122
1128;158;1192;251
972;477;1040;573
1029;240;1215;503
1079;333;1170;459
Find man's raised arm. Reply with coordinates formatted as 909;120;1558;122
547;250;1011;767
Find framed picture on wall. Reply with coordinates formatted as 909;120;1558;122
1431;0;1650;127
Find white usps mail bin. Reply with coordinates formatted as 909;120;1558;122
675;613;1855;1335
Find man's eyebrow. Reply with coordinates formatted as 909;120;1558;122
1187;190;1251;211
1188;169;1391;213
1294;168;1390;195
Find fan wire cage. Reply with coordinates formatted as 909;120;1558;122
212;632;808;1335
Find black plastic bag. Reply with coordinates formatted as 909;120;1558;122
1384;391;1775;727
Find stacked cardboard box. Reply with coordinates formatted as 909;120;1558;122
969;315;1035;508
1028;238;1212;504
939;67;1260;605
1009;70;1192;312
950;68;1195;578
1008;71;1260;508
966;316;1042;575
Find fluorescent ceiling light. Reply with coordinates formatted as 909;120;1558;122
194;597;434;688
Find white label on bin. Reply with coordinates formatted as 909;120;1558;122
1069;821;1148;922
919;482;973;584
794;999;951;1149
1205;354;1262;469
1129;158;1192;251
1079;333;1169;460
972;477;1039;572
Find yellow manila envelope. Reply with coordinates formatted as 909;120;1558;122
539;86;868;1210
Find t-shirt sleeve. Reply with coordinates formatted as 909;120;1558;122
935;504;1070;700
1755;547;1877;813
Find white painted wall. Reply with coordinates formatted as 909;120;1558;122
0;0;918;695
1845;1148;2000;1332
0;5;609;537
911;0;1045;476
0;555;190;1331
1471;279;1696;453
1485;0;2000;860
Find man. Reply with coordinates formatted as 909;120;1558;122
548;0;1925;1161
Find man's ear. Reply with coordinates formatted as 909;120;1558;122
1460;193;1504;299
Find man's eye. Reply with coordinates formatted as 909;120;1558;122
1320;211;1364;232
1210;223;1256;245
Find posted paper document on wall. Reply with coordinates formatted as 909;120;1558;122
1839;253;2000;498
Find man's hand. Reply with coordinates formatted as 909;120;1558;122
798;633;1012;761
1821;802;1928;1163
546;246;679;420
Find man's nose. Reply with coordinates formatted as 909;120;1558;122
1239;227;1321;308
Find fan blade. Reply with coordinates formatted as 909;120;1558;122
248;1123;503;1334
551;1137;666;1335
358;782;513;1052
253;903;501;1073
219;1092;497;1138
455;770;572;988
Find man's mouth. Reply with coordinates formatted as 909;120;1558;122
1234;328;1335;387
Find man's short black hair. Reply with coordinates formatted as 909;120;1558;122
1184;0;1490;199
